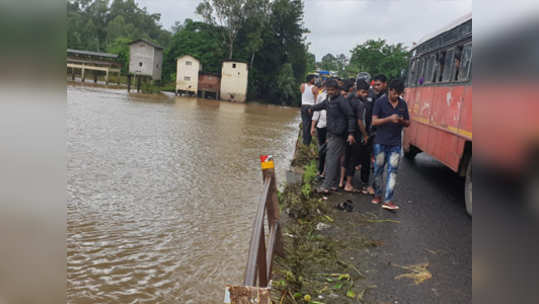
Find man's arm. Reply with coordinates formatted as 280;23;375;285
309;99;327;112
338;97;356;135
312;86;318;101
300;83;305;94
372;114;400;126
371;100;399;126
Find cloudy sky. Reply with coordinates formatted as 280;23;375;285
137;0;472;61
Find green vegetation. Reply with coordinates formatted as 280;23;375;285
67;0;310;105
317;39;410;80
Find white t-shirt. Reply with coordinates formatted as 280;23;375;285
301;83;316;105
312;90;327;128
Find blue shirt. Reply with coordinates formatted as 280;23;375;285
372;95;409;146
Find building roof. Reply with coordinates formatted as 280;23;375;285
177;54;200;61
413;12;472;50
222;60;248;64
128;39;163;50
67;49;118;59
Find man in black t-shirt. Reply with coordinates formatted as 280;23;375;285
370;79;410;210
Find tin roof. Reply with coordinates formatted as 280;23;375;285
128;39;163;50
67;49;118;59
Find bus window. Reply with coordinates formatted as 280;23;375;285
436;50;447;82
425;55;435;83
442;48;455;82
407;59;416;87
458;43;472;81
417;57;425;85
453;46;464;81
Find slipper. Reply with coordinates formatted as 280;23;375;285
344;187;361;193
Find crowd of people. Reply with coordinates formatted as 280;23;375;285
299;73;410;211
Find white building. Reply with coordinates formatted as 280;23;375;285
176;55;201;95
220;61;248;102
128;39;163;80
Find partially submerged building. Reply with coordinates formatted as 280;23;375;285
66;49;121;85
198;72;220;99
128;39;163;80
176;55;201;95
220;61;248;102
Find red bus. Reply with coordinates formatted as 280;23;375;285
403;14;472;215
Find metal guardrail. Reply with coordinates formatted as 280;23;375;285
224;156;283;304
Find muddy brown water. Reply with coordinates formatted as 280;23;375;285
67;86;300;303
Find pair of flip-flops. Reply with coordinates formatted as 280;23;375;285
336;200;354;212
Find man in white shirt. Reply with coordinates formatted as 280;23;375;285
311;82;327;176
300;74;318;145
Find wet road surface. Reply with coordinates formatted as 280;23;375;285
327;152;471;303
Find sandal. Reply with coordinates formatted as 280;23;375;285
344;187;361;193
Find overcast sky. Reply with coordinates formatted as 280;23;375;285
137;0;472;61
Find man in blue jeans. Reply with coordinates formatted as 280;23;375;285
371;79;410;210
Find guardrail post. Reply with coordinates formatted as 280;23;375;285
260;155;283;258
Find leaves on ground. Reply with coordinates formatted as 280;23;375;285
393;262;432;285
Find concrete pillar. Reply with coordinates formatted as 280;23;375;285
81;66;86;82
105;68;109;86
72;68;75;81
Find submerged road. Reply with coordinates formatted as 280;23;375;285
327;152;471;303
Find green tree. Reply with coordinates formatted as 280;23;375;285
196;0;248;59
106;37;130;74
319;53;337;71
162;19;226;81
275;63;299;106
348;39;410;79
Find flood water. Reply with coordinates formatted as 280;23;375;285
67;86;299;303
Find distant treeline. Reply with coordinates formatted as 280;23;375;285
67;0;409;105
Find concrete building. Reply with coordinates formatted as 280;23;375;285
220;61;248;102
128;39;163;80
176;55;201;95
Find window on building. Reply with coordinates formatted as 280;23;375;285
232;63;236;68
156;63;160;68
186;61;192;66
139;62;143;67
184;76;191;81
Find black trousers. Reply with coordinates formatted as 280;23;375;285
316;127;327;174
359;135;374;184
301;105;313;145
344;140;362;178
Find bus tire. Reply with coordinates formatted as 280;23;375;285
465;160;472;216
404;146;420;160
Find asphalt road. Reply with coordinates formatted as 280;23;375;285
328;152;472;304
